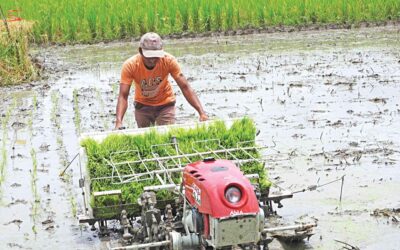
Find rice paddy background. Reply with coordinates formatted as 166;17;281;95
2;0;400;44
1;0;399;85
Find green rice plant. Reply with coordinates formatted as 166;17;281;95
30;148;38;197
178;1;189;31
225;1;234;30
62;171;78;217
95;88;109;131
201;2;212;32
0;116;8;186
257;5;266;26
0;95;16;189
50;90;60;128
32;92;37;112
212;2;222;31
86;7;98;40
146;2;156;32
27;92;36;138
73;89;81;135
71;195;77;217
65;6;78;41
81;118;270;209
190;0;201;32
30;147;40;228
167;3;177;33
0;138;6;188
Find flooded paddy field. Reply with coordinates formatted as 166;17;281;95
0;26;399;249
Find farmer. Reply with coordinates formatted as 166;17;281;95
115;32;208;129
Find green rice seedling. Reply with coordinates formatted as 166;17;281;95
50;90;59;127
27;109;33;136
0;139;6;188
73;89;81;135
27;93;36;138
62;171;78;217
30;147;40;226
0;117;8;185
30;148;38;194
0;95;16;189
71;194;77;217
81;118;270;209
95;88;108;130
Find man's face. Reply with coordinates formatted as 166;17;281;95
139;48;160;69
142;56;159;69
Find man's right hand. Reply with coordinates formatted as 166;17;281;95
115;121;123;130
199;112;208;122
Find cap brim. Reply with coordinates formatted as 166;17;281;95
142;49;165;58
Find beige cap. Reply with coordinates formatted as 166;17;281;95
139;32;165;58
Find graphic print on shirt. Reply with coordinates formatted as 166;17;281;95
140;76;162;97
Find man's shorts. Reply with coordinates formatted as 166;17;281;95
134;101;176;128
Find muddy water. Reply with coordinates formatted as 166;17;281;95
0;26;399;249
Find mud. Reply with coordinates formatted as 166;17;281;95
0;25;399;249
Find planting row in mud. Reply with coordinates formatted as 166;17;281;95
80;117;270;209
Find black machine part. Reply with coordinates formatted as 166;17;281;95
191;208;204;233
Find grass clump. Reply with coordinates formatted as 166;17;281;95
81;118;270;210
0;7;38;85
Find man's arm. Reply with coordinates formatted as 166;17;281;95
115;83;131;129
174;73;208;121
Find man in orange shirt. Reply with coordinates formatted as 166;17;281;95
115;32;208;129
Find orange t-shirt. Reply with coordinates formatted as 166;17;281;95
120;53;182;106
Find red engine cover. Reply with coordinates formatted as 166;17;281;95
183;159;259;218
